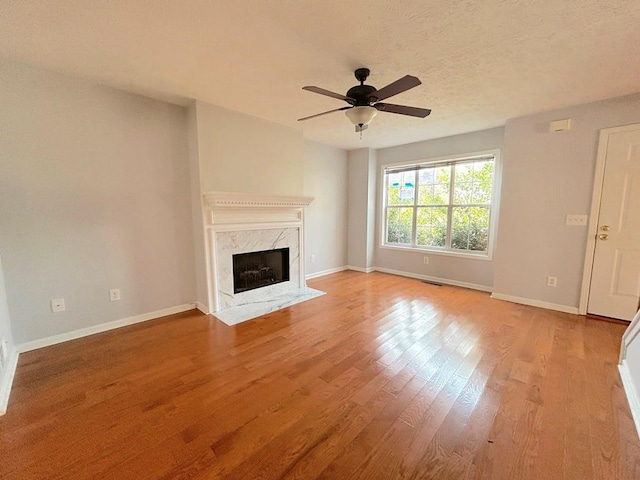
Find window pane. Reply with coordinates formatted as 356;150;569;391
472;160;494;203
387;171;416;205
418;165;450;205
418;168;434;184
451;207;490;251
386;207;413;244
453;160;494;204
416;207;447;247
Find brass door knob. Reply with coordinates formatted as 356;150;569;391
601;225;610;232
598;234;609;240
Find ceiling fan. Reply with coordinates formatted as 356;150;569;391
298;68;431;133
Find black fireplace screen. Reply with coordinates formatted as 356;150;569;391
232;247;290;294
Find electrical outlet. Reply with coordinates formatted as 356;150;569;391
547;276;557;287
51;298;66;312
423;256;429;264
109;289;121;301
310;255;316;263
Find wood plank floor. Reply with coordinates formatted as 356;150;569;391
1;271;639;479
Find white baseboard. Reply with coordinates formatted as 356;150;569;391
306;266;348;280
619;360;640;440
346;265;376;274
17;303;196;353
195;302;209;315
374;266;493;293
490;292;579;314
0;347;19;415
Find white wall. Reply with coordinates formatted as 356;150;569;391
625;322;640;403
0;254;17;414
195;101;304;196
0;60;196;345
0;256;14;354
303;141;348;276
620;310;640;438
493;94;640;309
626;333;640;399
374;127;505;288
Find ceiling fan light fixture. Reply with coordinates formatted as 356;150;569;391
345;106;377;126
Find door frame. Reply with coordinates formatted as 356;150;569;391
579;123;640;315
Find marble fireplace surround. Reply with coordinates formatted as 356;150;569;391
203;192;317;321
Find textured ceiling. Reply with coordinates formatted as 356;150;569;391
1;1;639;150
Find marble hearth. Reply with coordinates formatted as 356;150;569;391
203;192;324;325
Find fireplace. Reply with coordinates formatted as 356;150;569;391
202;191;314;314
233;247;290;294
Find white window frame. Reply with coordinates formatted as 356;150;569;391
380;149;502;261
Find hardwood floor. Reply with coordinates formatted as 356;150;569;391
1;271;639;479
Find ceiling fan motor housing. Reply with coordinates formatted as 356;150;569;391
346;85;378;106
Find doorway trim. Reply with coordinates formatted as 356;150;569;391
579;123;640;315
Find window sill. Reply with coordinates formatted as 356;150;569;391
378;244;493;261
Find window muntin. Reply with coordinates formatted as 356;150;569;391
383;155;496;256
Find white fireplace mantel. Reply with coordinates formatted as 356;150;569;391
204;191;314;209
203;192;314;230
202;192;314;317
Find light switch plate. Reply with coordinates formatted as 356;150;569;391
566;214;588;226
550;119;571;132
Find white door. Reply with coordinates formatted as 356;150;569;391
588;126;640;321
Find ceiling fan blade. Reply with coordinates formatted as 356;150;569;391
298;106;351;121
302;86;355;104
374;103;431;118
372;75;421;102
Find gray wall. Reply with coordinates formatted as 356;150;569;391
347;149;377;270
195;101;305;196
375;127;505;288
493;94;640;308
0;60;196;344
366;149;378;269
303;140;348;276
187;103;209;310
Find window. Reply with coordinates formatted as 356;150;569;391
383;152;499;257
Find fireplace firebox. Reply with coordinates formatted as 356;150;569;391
232;247;290;294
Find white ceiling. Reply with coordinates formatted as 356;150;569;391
1;1;639;150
